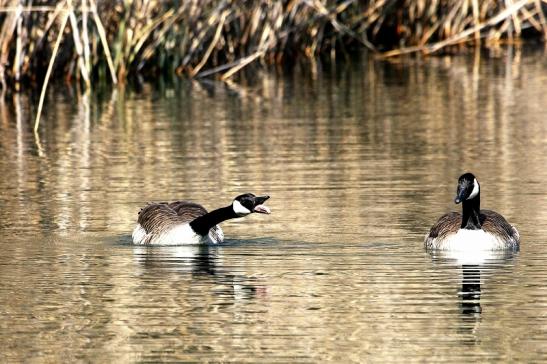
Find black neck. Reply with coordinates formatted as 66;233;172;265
461;193;481;229
189;205;238;236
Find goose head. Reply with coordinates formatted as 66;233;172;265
232;193;271;216
455;173;480;204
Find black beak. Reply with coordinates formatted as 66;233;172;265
254;195;270;205
252;195;271;214
455;185;466;204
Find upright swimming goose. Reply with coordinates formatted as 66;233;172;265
425;173;519;251
132;193;271;245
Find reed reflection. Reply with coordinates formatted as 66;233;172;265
0;46;546;362
0;48;545;240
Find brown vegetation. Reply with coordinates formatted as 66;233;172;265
0;0;546;128
1;0;546;86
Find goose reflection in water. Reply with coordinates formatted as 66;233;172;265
429;249;518;321
132;242;267;301
460;265;482;316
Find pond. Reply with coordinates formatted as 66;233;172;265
1;48;546;362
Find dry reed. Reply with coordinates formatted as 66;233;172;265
0;0;545;126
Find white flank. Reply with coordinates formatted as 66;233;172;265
433;229;508;251
428;229;515;264
468;178;480;200
157;224;206;245
132;224;148;244
209;227;224;244
233;200;251;216
132;223;218;246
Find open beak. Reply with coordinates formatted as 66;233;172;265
253;195;271;214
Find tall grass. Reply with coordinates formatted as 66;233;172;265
0;0;546;127
2;0;546;85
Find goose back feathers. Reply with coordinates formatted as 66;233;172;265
134;201;223;245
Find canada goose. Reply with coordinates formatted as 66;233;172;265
132;193;271;245
425;173;519;251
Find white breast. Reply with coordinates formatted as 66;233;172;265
132;223;222;245
432;229;508;251
428;229;516;265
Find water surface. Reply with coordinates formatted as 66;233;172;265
1;48;547;362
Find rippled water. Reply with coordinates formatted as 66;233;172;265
1;48;547;362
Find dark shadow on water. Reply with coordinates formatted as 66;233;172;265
212;236;280;247
132;244;220;276
428;249;519;335
460;265;482;316
121;238;271;301
110;234;279;247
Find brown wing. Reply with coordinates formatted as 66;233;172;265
427;212;461;239
167;201;208;222
424;210;520;249
137;201;208;234
480;209;520;243
424;212;461;248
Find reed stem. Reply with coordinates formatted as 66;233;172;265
34;10;69;132
0;0;543;104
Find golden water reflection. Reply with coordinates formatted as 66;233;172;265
0;47;547;361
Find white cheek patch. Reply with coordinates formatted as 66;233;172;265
233;200;251;216
468;178;480;200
